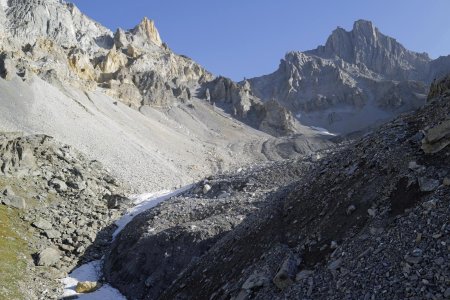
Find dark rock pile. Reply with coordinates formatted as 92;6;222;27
105;78;449;299
0;133;131;299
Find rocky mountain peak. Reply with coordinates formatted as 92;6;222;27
131;17;163;47
352;19;377;38
4;0;113;53
308;19;431;80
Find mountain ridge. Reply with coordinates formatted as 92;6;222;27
246;19;450;134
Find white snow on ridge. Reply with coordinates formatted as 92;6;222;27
113;185;193;238
62;260;126;299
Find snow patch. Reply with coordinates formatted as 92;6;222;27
61;185;193;299
310;126;337;136
113;185;193;238
61;260;126;299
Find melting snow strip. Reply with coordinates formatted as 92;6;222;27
61;260;126;299
113;185;193;239
310;126;337;136
61;185;193;299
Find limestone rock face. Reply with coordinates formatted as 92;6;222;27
312;20;430;80
131;17;163;47
247;20;450;134
0;0;212;110
5;0;113;53
203;77;302;136
98;45;128;74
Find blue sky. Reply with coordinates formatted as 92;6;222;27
71;0;450;81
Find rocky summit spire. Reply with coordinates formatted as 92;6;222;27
131;17;163;47
352;19;377;39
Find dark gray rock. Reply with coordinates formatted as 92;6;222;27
273;254;300;290
418;177;440;192
103;194;129;209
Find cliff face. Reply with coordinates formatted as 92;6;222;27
131;17;163;47
311;20;431;80
0;0;212;109
248;20;448;134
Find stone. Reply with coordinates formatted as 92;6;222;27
75;281;102;293
241;273;269;290
66;180;86;190
328;258;343;270
408;161;424;172
49;178;67;193
443;177;450;186
434;257;444;265
444;287;450;298
202;184;212;195
367;208;377;217
1;195;26;209
346;204;356;215
104;194;128;209
0;55;17;80
404;255;422;265
2;186;14;196
33;218;53;230
36;248;60;267
45;229;61;239
295;270;314;281
273;255;300;290
418;177;440;192
421;120;450;154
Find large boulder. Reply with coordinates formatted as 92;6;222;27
36;248;60;267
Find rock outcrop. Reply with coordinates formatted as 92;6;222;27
131;17;163;47
5;0;113;53
0;0;212;110
428;74;450;100
202;77;308;136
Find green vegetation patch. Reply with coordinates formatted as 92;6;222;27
0;205;28;299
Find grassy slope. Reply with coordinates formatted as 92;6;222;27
0;205;28;299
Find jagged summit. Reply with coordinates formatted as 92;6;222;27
309;19;431;79
352;19;377;36
131;17;163;47
3;0;113;52
247;19;450;134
